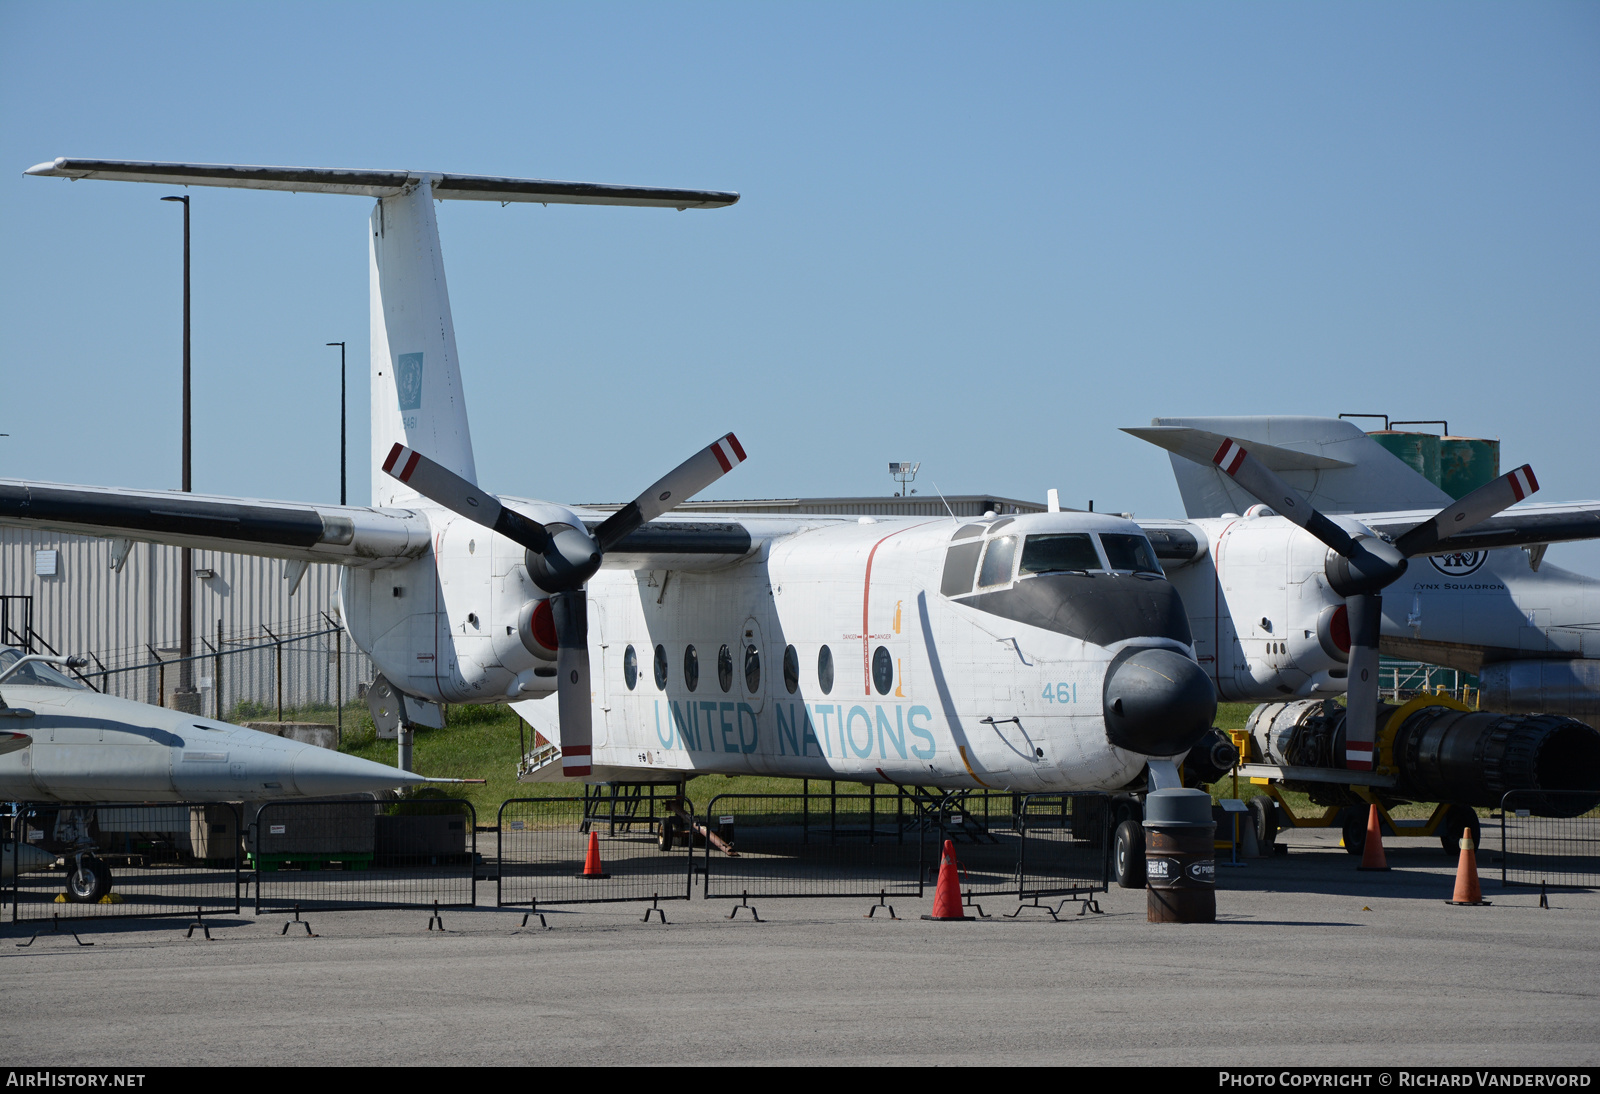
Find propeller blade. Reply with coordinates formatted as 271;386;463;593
382;443;550;554
1394;464;1539;558
1342;593;1383;771
592;432;747;553
550;590;592;778
1211;439;1360;557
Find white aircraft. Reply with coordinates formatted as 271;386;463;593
8;158;1220;803
0;646;439;900
1127;416;1600;720
1120;418;1600;850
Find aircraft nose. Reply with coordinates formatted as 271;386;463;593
1102;647;1216;757
289;745;427;798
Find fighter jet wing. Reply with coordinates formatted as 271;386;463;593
1360;501;1600;553
0;479;430;567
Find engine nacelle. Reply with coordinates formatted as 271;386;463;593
1247;697;1600;815
515;597;558;662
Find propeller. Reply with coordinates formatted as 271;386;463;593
1210;438;1538;771
382;433;747;777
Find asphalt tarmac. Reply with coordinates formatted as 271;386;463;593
3;828;1595;1067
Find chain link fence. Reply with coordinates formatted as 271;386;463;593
70;617;373;743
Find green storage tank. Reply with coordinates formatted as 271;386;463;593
1439;436;1500;500
1370;431;1441;487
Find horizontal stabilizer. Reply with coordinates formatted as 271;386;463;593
1123;426;1352;471
26;158;740;209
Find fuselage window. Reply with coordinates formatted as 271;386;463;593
818;645;835;695
717;644;734;693
653;644;668;690
744;644;761;694
941;541;984;597
977;534;1018;588
783;645;800;694
1020;533;1101;575
684;644;700;692
623;645;638;691
871;646;894;696
1099;533;1163;574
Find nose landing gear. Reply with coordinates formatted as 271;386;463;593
65;853;112;903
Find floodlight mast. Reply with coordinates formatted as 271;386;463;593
889;461;921;497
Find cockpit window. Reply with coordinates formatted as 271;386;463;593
0;649;88;690
1019;533;1101;575
941;541;983;596
1100;533;1162;574
977;535;1018;588
950;524;984;541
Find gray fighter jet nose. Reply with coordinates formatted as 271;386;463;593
1102;647;1216;757
290;745;427;798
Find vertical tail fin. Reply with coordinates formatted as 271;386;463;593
369;178;477;508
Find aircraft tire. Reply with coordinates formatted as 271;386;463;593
1113;820;1146;889
1440;805;1481;857
1339;810;1366;856
65;854;111;903
1249;795;1279;848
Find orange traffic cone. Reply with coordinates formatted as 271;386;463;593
575;831;611;879
1446;826;1490;906
1357;803;1390;871
920;839;975;921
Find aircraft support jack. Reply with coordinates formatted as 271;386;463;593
520;900;549;930
865;889;898;920
426;900;445;932
641;894;668;924
281;904;317;937
727;891;762;922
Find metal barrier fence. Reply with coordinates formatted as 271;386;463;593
1500;791;1600;890
497;797;695;906
6;802;242;923
251;798;477;913
696;787;1110;902
932;790;1110;900
700;786;931;900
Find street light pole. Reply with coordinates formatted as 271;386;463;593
327;342;346;506
162;195;196;710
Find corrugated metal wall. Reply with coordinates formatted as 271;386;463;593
1;527;344;666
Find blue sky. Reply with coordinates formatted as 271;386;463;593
3;2;1597;568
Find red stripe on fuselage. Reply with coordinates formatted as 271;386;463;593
859;522;937;695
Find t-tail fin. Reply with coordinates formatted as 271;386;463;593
24;158;739;507
368;179;475;507
1125;415;1453;518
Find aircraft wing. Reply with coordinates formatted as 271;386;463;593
1360;501;1600;554
559;506;848;572
0;479;430;567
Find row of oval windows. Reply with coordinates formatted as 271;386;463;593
621;643;897;697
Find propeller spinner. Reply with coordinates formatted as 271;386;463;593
1210;438;1538;771
383;433;747;777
